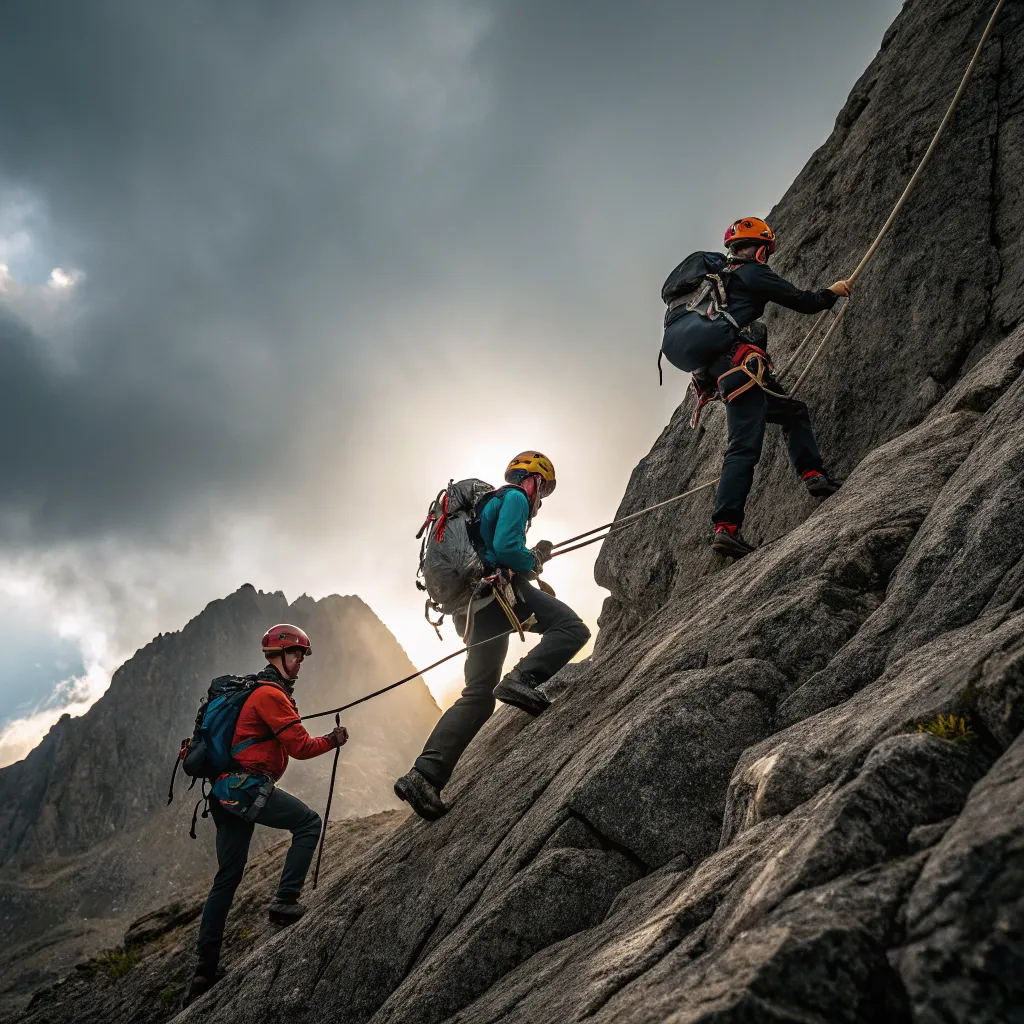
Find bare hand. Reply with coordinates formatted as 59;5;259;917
329;725;349;748
829;279;852;298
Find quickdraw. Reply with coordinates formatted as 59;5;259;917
688;378;719;429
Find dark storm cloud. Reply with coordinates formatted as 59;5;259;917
0;0;901;546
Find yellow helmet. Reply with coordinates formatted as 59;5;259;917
505;451;556;496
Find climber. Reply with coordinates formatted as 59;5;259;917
394;452;590;821
187;624;348;1006
660;217;852;558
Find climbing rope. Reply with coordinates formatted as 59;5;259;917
300;615;537;722
781;0;1006;395
548;479;719;558
602;0;1008;538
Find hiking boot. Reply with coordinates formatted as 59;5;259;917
711;523;755;558
802;470;841;498
394;768;449;822
493;668;551;717
184;967;224;1006
267;897;306;926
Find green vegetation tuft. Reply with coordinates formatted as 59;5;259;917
93;945;142;981
158;987;180;1009
917;712;975;745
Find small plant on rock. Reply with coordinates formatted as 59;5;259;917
917;713;975;745
93;945;142;981
158;987;180;1009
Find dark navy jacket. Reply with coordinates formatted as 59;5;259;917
666;260;838;333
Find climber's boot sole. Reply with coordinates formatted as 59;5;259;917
711;533;756;558
394;771;448;822
804;474;842;498
493;679;550;717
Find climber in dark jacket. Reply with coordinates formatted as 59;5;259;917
394;451;590;822
661;217;852;558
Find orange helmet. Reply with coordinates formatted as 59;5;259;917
505;451;556;496
262;623;312;657
724;217;776;256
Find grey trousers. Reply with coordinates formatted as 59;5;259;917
414;581;590;788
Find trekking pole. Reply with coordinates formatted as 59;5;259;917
300;616;538;723
789;0;1005;396
312;712;341;890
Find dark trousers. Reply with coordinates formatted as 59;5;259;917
712;369;824;526
195;787;322;973
414;581;590;788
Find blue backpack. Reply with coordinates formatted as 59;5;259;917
167;675;271;808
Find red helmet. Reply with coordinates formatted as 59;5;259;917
261;623;312;657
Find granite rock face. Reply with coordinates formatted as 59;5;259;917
9;0;1024;1021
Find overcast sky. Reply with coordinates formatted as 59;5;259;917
0;0;904;764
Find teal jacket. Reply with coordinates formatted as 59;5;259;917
477;487;536;573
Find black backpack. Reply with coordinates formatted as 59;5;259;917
661;251;728;306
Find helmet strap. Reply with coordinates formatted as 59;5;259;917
268;652;297;682
520;475;542;518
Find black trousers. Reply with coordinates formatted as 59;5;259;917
195;786;322;973
712;367;824;526
414;581;590;788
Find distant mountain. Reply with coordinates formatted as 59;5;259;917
0;584;439;1011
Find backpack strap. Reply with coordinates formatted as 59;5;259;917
227;680;276;761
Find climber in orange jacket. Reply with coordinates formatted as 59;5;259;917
188;624;348;1006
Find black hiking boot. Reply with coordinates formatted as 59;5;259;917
493;668;550;717
268;896;306;926
711;524;755;559
184;967;224;1006
802;470;841;498
394;768;449;822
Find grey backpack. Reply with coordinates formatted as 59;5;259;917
416;478;496;635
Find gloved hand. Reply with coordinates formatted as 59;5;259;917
531;539;554;569
328;725;349;748
829;279;853;298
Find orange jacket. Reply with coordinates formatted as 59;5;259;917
230;681;333;781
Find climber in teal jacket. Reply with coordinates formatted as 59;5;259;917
394;452;591;822
477;486;538;573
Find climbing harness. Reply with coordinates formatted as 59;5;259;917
715;344;790;404
312;712;342;890
482;569;529;640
